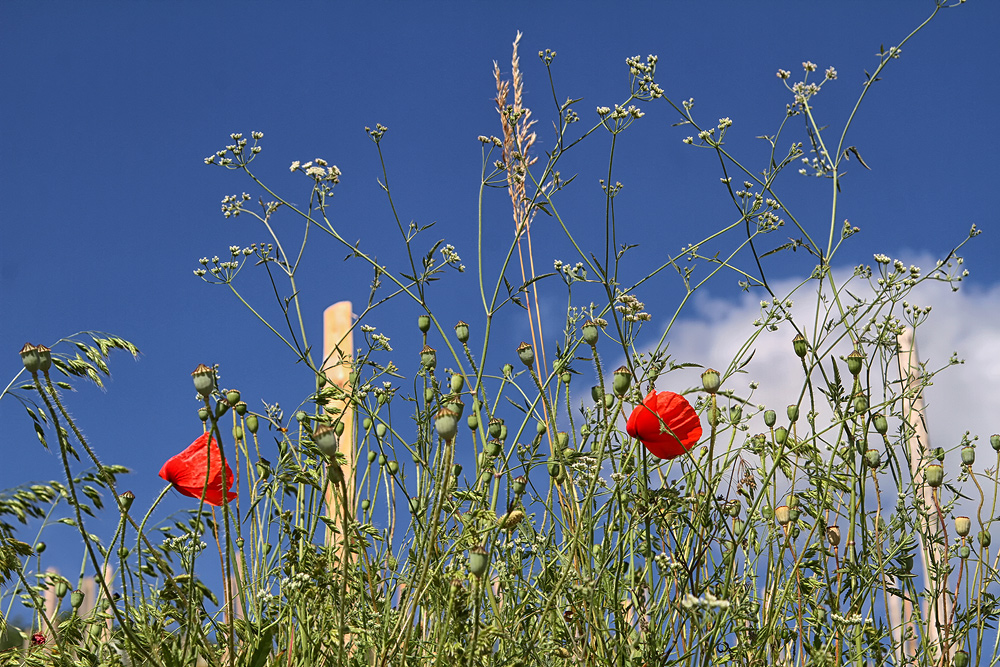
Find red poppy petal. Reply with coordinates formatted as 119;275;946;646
159;433;237;506
626;390;702;460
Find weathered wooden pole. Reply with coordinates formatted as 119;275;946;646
322;302;355;549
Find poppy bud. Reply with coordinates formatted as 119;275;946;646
954;650;970;667
925;464;944;488
256;458;271;480
873;413;888;435
245;414;258;434
934;447;946;462
366;450;376;464
232;425;244;441
118;491;135;513
424;387;436;404
454;321;469;343
35;542;46;554
388;460;399;475
468;545;489;577
725;500;740;518
955;516;971;537
581;320;599;346
707;404;719;427
485;439;502;456
846;349;864;377
560;371;572;384
787;405;799;423
234;401;248;416
604;394;614;409
962;446;975;466
408;497;422;515
864;449;880;468
376;423;387;438
467;415;478;431
701;368;721;394
313;425;338;457
378;454;387;466
536;421;547;435
547;458;562;478
56;581;68;598
328;463;344;485
503;363;514;378
71;590;85;609
296;410;309;424
118;546;129;558
452;463;462;478
613;366;632;397
513;475;527;495
215;399;230;419
517;342;534;368
729;405;743;423
959;544;971;559
191;364;216;397
19;343;41;374
420;345;437;370
979;531;991;548
335;421;345;436
555;431;569;452
774;427;788;445
591;386;604;403
450;373;464;394
774;505;791;525
853;393;868;413
826;525;841;547
417;315;431;333
226;390;241;406
488;418;503;439
434;409;458;441
764;410;776;428
792;334;808;359
360;499;370;511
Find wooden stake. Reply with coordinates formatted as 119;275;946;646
322;302;355;549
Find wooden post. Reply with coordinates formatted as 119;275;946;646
322;302;355;549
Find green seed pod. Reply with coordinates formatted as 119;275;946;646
788;507;800;523
488;418;503;439
991;434;1000;451
235;537;244;549
790;524;801;539
962;445;976;466
452;463;462;478
226;389;241;406
335;421;345;436
925;463;944;488
378;454;387;466
707;404;719;427
420;345;437;370
604;394;614;409
36;345;51;373
232;425;244;441
764;410;777;428
787;405;799;423
70;590;85;609
612;366;632;397
467;415;479;431
234;401;248;416
954;651;970;667
555;431;569;452
729;405;743;423
388;460;399;475
118;546;129;559
417;315;431;333
958;544;971;560
873;413;888;435
536;421;547;435
313;425;338;457
591;385;604;403
35;542;46;554
367;450;376;464
864;449;881;469
581;320;599;346
256;458;271;480
485;440;502;457
198;407;210;422
701;368;721;394
408;498;422;515
263;543;272;555
363;417;373;430
934;447;946;462
55;580;68;598
560;371;572;384
826;526;841;547
243;414;257;436
955;516;971;537
19;343;41;374
498;509;525;530
502;363;515;378
499;424;508;441
792;334;808;359
118;490;135;513
468;546;489;577
191;364;216;397
547;458;562;478
450;373;464;394
454;321;470;343
846;349;864;377
360;499;370;511
853;393;868;413
725;500;741;518
979;530;992;548
774;505;791;525
376;423;387;439
435;408;458;442
517;342;535;367
774;426;788;445
424;386;436;404
296;410;309;424
513;475;527;495
215;399;230;419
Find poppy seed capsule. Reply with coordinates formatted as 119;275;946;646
701;368;721;394
388;460;399;475
962;446;976;466
36;345;51;373
420;345;436;370
787;405;799;423
335;421;345;436
560;371;572;384
232;425;244;441
434;408;458;441
556;431;569;452
35;542;45;554
536;421;547;435
774;505;791;525
360;499;370;511
468;546;489;577
729;405;742;423
591;386;604;403
376;423;387;438
313;425;338;457
56;581;68;598
513;475;527;495
865;449;881;469
485;439;502;456
467;415;478;430
296;410;309;424
367;450;376;463
547;458;562;478
846;349;864;377
925;463;944;488
19;343;41;374
774;427;788;445
613;366;632;396
71;590;85;609
234;401;248;416
446;395;464;418
764;410;776;428
417;315;431;333
450;373;464;394
954;651;970;667
226;390;241;406
582;320;599;346
488;418;503;438
990;434;1000;451
454;320;469;343
979;530;992;548
792;334;808;359
191;364;216;397
604;394;614;409
118;491;135;513
955;516;971;537
826;525;841;547
215;400;230;419
873;413;888;435
959;544;971;559
517;342;535;367
245;414;258;434
424;387;435;404
256;458;271;480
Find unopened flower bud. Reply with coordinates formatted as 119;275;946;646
313;424;338;457
775;427;788;445
853;393;868;413
71;589;85;609
954;650;970;667
450;373;464;394
468;545;489;577
787;405;799;423
232;425;244;441
591;385;604;403
979;530;991;548
467;414;478;430
376;423;387;438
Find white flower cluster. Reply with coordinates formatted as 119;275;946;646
681;590;731;611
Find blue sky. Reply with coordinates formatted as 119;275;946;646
2;1;998;575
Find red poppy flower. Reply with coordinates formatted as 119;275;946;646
626;390;702;460
159;432;237;506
